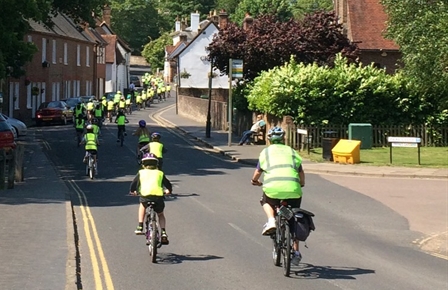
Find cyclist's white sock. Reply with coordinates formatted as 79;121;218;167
268;217;275;223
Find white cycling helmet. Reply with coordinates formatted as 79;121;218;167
267;126;285;143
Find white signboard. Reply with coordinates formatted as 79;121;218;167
387;137;421;143
391;142;418;148
297;129;308;135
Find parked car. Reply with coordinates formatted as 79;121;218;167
105;92;117;101
130;75;141;87
1;114;27;137
61;97;82;111
0;115;16;150
35;101;74;126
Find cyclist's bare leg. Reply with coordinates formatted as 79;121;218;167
157;212;166;229
263;203;275;219
138;203;145;223
293;240;299;252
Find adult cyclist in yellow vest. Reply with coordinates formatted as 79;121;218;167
106;99;115;122
129;153;172;244
136;92;142;110
80;124;100;166
118;96;126;111
141;91;147;109
114;91;122;107
133;120;151;156
140;132;166;170
91;118;101;137
251;126;305;264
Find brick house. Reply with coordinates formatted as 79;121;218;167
6;13;107;124
95;5;132;93
334;0;401;73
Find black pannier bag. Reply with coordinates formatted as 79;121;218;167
292;208;315;242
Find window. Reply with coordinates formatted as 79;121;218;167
26;85;32;109
97;46;105;64
9;82;20;110
52;83;57;101
77;45;81;66
41;83;46;103
52;40;57;64
42;38;47;62
85;81;92;95
64;43;68;65
27;35;32;43
86;46;90;67
56;82;60;101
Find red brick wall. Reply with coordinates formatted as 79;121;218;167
6;32;96;123
358;50;402;74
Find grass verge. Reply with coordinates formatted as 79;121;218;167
298;147;448;168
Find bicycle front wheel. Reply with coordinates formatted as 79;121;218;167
282;224;291;277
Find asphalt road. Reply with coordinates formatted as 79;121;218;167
39;101;447;290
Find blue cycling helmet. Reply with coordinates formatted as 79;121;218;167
267;126;285;143
138;120;146;128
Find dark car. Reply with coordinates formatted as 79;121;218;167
61;97;82;111
35;101;74;126
0;115;16;150
130;75;141;87
105;92;117;101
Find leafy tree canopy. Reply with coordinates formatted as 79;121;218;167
141;32;172;71
232;0;333;23
381;0;448;108
157;0;216;25
110;0;161;54
207;11;358;81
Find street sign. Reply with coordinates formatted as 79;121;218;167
387;136;421;165
231;59;243;79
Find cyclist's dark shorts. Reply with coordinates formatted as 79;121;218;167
86;149;97;155
260;192;302;209
140;196;165;213
76;128;84;134
138;141;149;148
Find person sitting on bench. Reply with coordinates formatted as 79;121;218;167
238;114;265;145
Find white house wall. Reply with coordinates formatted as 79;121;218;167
179;25;228;89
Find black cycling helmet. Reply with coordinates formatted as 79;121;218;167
139;120;146;128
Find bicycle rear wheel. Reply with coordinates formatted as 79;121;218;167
150;218;158;263
282;224;291;277
88;157;94;179
272;216;281;266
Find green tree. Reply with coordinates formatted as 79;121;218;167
215;0;240;15
110;0;161;54
381;0;448;108
157;0;216;25
232;0;333;23
141;32;172;71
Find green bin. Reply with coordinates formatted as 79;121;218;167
348;123;372;149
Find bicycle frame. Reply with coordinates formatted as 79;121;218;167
271;203;295;277
86;153;96;179
145;201;160;263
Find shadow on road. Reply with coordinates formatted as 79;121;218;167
292;263;375;280
156;253;223;264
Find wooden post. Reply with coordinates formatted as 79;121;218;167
7;150;14;189
0;150;5;190
14;144;24;182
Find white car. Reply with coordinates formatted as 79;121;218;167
1;114;27;137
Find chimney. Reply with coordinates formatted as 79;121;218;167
211;10;219;24
218;9;228;30
243;13;253;30
102;4;111;26
175;16;181;32
190;12;200;33
179;34;188;43
181;17;187;31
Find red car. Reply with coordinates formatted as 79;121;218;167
0;115;16;150
35;101;74;126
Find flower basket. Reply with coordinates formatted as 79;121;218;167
32;86;40;96
180;70;191;79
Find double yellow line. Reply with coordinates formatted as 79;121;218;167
68;180;115;290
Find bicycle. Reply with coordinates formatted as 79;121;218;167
118;127;125;147
271;201;295;277
144;201;161;263
85;152;97;179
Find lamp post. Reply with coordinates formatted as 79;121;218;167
201;56;213;138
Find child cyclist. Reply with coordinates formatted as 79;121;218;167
80;125;99;166
129;153;172;245
115;109;129;142
140;132;166;170
133;120;151;157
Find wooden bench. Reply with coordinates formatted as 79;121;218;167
249;127;266;145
